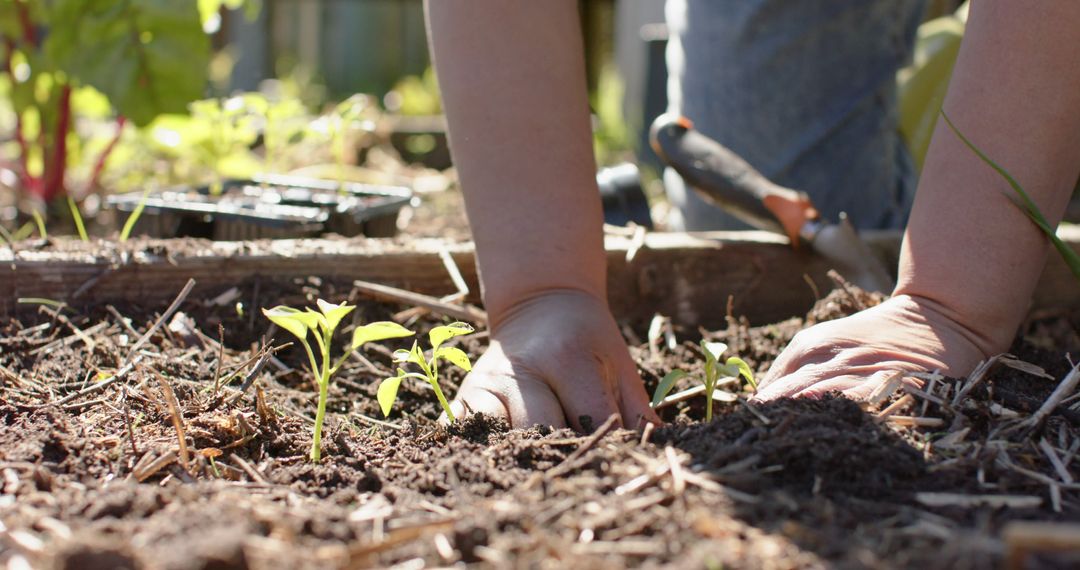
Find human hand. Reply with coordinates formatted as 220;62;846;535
446;290;659;430
754;294;993;401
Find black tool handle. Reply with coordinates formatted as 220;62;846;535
649;114;813;236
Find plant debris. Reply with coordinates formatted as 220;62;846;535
1;279;1079;569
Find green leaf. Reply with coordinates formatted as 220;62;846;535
393;341;431;376
315;299;354;333
651;370;687;408
725;357;756;390
429;322;474;351
46;0;210;126
433;346;472;372
352;321;415;350
261;306;318;342
377;371;406;418
304;308;329;335
700;341;727;364
941;111;1080;281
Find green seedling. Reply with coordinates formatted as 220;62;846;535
651;341;754;421
30;209;47;239
262;300;414;461
119;190;150;242
377;322;475;422
941;111;1080;281
67;196;89;241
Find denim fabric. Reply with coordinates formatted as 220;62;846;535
663;0;925;231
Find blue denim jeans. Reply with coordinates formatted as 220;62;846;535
663;0;925;231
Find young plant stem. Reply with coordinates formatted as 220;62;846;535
310;329;332;462
431;381;455;422
705;379;714;422
67;196;88;241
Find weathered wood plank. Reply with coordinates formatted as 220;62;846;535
2;227;1078;328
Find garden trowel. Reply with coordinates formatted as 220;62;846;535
649;113;895;294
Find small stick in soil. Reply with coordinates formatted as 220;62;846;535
133;450;177;482
884;415;945;428
126;278;195;362
865;371;905;408
230;454;267;484
224;349;274;408
875;394;915;421
34;354;145;409
952;354;1004;406
106;304;141;338
1019;362;1080;432
652;383;738;410
1003;521;1080;570
211;323;225;400
640;422;655;446
121;386;139;456
352;278;487;324
915;492;1043;509
155;373;190;472
541;413;621;482
1038;438;1074;484
665;446;687;495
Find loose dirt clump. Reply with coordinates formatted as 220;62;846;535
2;278;1079;569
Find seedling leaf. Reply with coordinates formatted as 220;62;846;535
434;346;472;372
262;306;319;341
429;322;474;351
377;371;407;417
352;321;415;350
651;369;687;407
725;357;756;390
701;341;726;364
316;299;354;331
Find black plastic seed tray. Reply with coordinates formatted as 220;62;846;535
107;174;414;240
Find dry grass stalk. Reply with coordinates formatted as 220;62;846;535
39;354;145;409
229;454;267;484
1020;363;1080;431
915;492;1043;509
352;278;487;324
154;373;190;471
1003;521;1080;570
876;394;915;420
885;416;945;428
953;354;1004;406
653;384;738;410
665;446;687;495
866;371;905;407
126;278;195;362
133;449;177;482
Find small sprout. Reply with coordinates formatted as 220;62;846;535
119;189;150;242
651;341;754;421
200;448;223;477
262;300;414;461
377;322;474;422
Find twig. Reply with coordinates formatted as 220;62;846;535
914;492;1042;509
224;350;273;408
133;450;177;482
352;279;487;325
106;305;141;338
665;446;686;495
541;413;621;482
34;355;144;408
953;354;1004;406
126;278;196;362
875;394;915;421
1003;522;1080;570
155;373;190;471
1020;363;1080;431
1038;438;1074;484
652;383;738;410
230;454;267;484
884;416;945;428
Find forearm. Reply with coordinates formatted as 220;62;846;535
895;1;1080;354
425;0;606;324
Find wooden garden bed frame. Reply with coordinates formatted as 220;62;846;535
3;227;1079;328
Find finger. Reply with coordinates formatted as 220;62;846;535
794;369;902;401
547;351;624;432
614;359;662;429
449;372;567;429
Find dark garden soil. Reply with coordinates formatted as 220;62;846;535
2;275;1079;569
